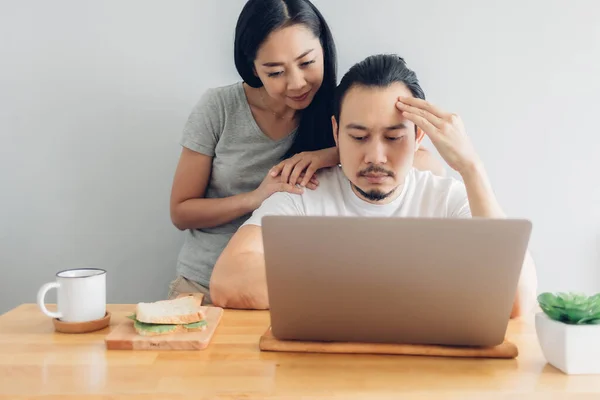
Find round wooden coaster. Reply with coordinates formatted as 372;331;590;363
53;311;111;334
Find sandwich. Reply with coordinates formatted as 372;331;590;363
127;296;207;336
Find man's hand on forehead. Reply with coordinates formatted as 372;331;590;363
395;96;481;175
395;96;451;134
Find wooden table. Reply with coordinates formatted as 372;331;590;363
1;304;599;399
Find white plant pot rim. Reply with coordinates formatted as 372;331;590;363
536;312;600;329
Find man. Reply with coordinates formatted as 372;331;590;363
210;54;537;317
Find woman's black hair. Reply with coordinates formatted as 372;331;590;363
234;0;337;158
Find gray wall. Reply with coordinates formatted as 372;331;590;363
1;0;599;313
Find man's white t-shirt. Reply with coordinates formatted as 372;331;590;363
244;166;471;226
242;165;538;314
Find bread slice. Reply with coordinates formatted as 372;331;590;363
135;296;205;324
133;319;207;337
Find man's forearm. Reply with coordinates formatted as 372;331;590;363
460;163;537;318
210;252;269;310
460;163;505;218
513;251;538;318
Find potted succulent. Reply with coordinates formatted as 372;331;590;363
536;292;600;374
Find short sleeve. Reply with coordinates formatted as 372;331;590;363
447;180;472;218
180;88;225;157
242;192;305;227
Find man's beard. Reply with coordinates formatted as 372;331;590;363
351;183;399;202
352;164;397;202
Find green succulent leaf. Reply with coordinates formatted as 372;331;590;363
538;292;600;324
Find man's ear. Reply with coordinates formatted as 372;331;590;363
332;116;339;147
415;127;426;152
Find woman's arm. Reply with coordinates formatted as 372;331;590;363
170;148;310;231
170;148;258;230
270;147;340;187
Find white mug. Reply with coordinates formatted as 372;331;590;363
37;268;106;322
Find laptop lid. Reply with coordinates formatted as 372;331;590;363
262;216;532;347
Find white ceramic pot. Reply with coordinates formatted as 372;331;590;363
535;312;600;374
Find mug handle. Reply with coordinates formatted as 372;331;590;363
37;282;62;319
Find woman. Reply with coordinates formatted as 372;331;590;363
168;0;445;303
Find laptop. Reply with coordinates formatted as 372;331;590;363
261;216;532;347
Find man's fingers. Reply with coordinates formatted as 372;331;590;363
396;101;443;129
401;111;440;141
398;96;451;120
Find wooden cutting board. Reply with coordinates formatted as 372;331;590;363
105;293;223;350
259;328;518;358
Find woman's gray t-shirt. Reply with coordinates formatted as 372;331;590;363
176;82;297;287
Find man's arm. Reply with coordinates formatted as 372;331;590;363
461;164;538;318
210;191;303;309
210;225;269;309
397;96;538;319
